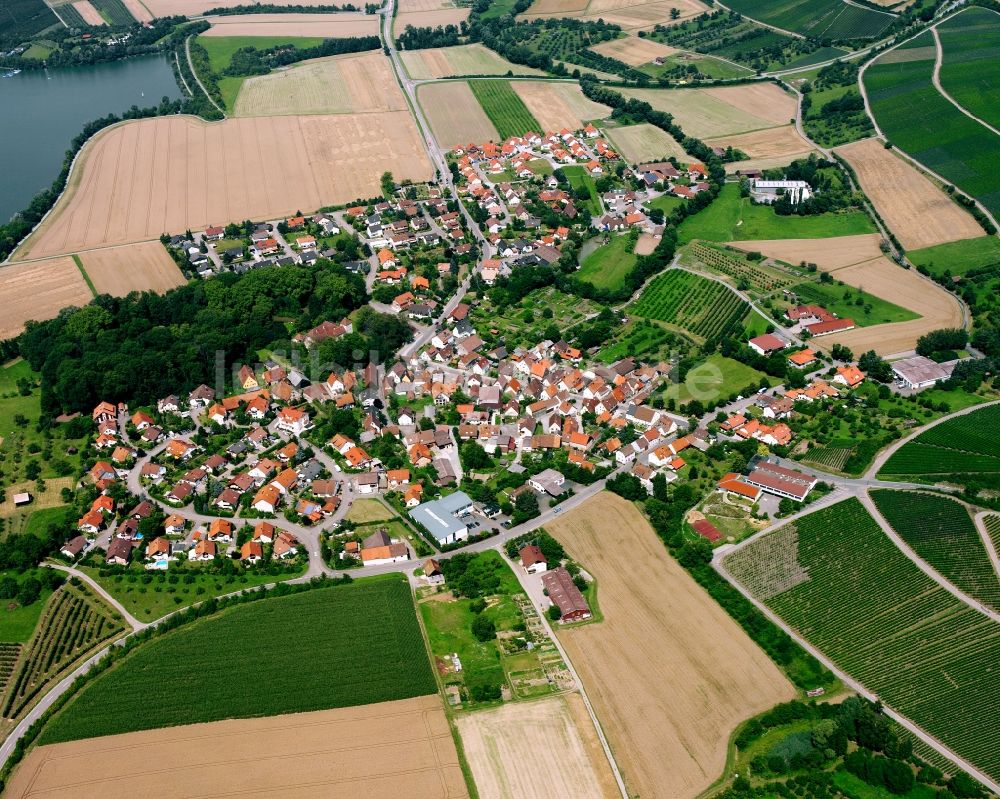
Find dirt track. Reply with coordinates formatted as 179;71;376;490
836;138;983;250
0;258;93;340
15;113;432;260
546;493;794;799
5;696;468;799
456;694;618;799
80;242;186;297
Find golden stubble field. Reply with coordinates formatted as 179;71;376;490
730;234;965;355
836;137;983;250
605;122;688;163
401;44;546;80
5;696;469;799
420;82;499;147
512;81;611;131
202;12;380;37
709;125;815;168
523;0;707;30
234;51;406;116
144;0;347;14
80;242;186;297
394;7;470;35
0;258;93;340
456;694;619;799
589;35;678;65
15;113;432;260
545;492;795;799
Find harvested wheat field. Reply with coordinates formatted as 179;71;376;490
15;113;432;260
394;7;470;35
420;82;499;148
202;12;380;37
836;137;982;250
703;84;796;126
708;125;814;163
456;694;618;799
5;696;468;799
606;123;688;163
730;233;884;271
401;44;544;80
72;0;106;25
621;87;783;138
235;51;405;117
79;242;186;297
0;258;93;340
589;35;678;65
525;0;707;29
545;492;794;799
512;81;610;131
398;0;458;10
120;0;154;22
145;0;349;15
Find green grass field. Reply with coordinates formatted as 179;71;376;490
41;578;435;743
0;571;54;644
646;194;684;215
678;184;875;244
865;32;1000;217
468;80;541;140
937;6;1000;130
561;164;602;216
197;35;324;74
791;280;920;327
722;0;894;39
724;497;1000;783
906;235;1000;277
577;234;637;290
664;353;773;404
872;490;1000;611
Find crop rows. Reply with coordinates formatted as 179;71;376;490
725;497;1000;783
872;491;1000;612
723;0;893;40
801;444;852;472
631;270;748;342
468;80;541;140
938;7;1000;130
985;516;1000;560
3;585;125;720
57;3;87;27
41;578;436;743
0;644;22;697
91;0;135;25
689;243;794;293
879;405;1000;478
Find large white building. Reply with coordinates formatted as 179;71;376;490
409;491;474;545
751;179;813;204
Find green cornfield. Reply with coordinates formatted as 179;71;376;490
468;80;541;140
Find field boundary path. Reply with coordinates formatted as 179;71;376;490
930;25;1000;136
501;548;630;799
973;511;1000;582
859;490;1000;623
713;549;1000;794
44;563;147;631
185;35;225;118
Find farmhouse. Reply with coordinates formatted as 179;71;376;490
519;544;548;575
805;318;855;337
360;529;410;566
891;355;956;390
542;567;591;623
748;334;786;357
409;491;473;546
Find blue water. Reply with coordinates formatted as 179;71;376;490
0;54;182;223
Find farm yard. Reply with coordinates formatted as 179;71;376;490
2;582;126;723
836;137;983;251
871;490;1000;612
455;694;618;799
202;12;380;38
511;81;610;132
877;404;1000;482
937;6;1000;130
233;51;407;117
400;44;545;80
604;123;688;164
630;269;749;342
79;242;186;297
0;258;94;341
420;82;499;148
7;696;468;799
546;493;794;799
723;497;1000;785
788;278;919;328
39;579;435;743
469;80;542;140
722;0;895;39
863;30;1000;217
13;113;432;261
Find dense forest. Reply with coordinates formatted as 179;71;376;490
18;261;412;415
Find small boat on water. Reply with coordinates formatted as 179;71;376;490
1;69;21;78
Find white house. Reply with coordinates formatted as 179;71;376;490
751;179;813;204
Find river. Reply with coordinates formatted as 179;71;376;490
0;54;182;225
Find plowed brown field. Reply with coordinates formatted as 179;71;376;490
72;0;106;25
5;696;468;799
456;694;618;799
0;258;93;340
836;137;982;250
545;492;794;799
121;0;153;21
80;242;186;297
15;113;432;260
